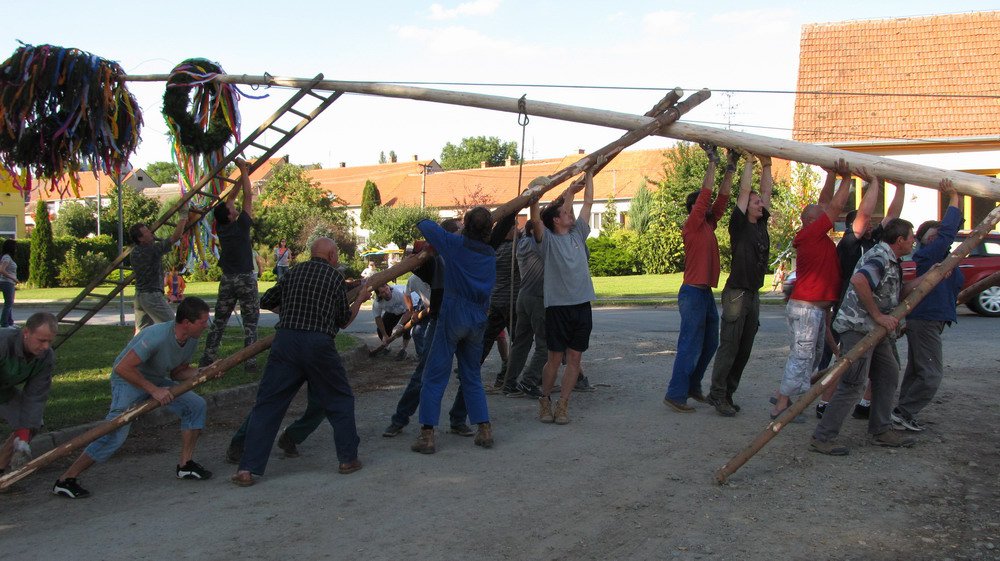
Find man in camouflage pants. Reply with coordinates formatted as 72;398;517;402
199;158;260;373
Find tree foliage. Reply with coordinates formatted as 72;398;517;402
145;161;179;185
255;163;354;254
367;205;439;249
628;185;653;233
52;201;98;238
29;201;57;288
601;198;620;235
440;136;519;170
360;180;381;228
100;184;162;239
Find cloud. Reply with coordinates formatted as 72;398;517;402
428;0;501;20
642;10;693;35
395;24;528;58
710;9;797;35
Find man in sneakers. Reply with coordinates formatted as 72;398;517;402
500;219;546;399
664;145;734;413
232;238;370;486
707;153;773;417
771;161;854;421
410;208;497;453
811;219;922;455
200;158;260;373
54;298;212;499
382;223;472;439
894;180;963;432
0;313;57;473
530;168;598;425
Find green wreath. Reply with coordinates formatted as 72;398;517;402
162;58;233;154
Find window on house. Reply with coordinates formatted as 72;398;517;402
591;212;602;231
0;215;16;239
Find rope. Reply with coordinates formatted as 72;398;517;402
503;95;530;385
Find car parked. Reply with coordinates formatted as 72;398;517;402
781;232;1000;317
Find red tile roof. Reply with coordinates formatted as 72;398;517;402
793;11;1000;144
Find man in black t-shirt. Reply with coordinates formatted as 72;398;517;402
707;154;773;417
199;158;260;372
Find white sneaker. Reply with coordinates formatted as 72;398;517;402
891;411;925;432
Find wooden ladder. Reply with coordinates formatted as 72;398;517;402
52;74;341;349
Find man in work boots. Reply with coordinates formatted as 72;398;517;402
410;208;496;454
530;168;598;425
663;145;734;413
200;158;260;373
0;313;57;474
53;298;213;499
706;153;773;416
810;219;921;455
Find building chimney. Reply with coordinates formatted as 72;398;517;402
339;162;346;168
480;161;487;169
578;149;586;155
413;155;419;161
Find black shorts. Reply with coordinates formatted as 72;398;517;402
381;312;411;340
545;302;592;353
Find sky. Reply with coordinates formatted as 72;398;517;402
6;1;999;171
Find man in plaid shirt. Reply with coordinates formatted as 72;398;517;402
231;237;370;486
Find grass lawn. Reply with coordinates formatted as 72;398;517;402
19;274;780;302
43;325;356;431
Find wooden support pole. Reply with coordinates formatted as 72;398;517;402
714;203;1000;484
0;335;275;490
957;270;1000;305
124;74;1000;200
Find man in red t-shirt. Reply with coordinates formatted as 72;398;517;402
770;160;855;420
664;144;734;413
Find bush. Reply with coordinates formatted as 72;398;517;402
58;244;112;287
187;261;222;282
634;227;685;274
586;234;640;277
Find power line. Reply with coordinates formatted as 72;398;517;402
374;80;1000;100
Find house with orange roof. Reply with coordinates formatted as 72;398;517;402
25;168;158;231
0;169;26;239
794;11;1000;229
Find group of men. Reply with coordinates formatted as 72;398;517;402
1;147;967;497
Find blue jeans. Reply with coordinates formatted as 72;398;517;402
666;284;719;403
391;316;468;427
239;329;359;474
0;280;14;327
85;377;206;463
418;299;490;427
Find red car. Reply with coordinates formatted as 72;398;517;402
902;232;1000;317
782;232;1000;317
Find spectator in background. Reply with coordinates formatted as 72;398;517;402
164;267;186;304
0;239;18;327
274;240;291;280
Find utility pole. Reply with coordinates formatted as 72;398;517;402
419;163;429;208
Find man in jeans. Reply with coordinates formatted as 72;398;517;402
200;158;259;373
811;219;921;455
129;209;190;334
707;153;773;416
663;144;733;413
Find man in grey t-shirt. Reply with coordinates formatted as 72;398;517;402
529;169;597;425
129;206;190;333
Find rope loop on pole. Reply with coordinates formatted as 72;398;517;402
517;94;530;127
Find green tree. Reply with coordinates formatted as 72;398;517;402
367;205;439;248
440;136;519;170
389;150;397;163
628;185;653;233
769;162;821;269
29;201;57;288
52;201;98;238
378;151;387;164
100;184;162;239
145;161;179;185
360;180;381;228
601;198;620;235
255;163;354;254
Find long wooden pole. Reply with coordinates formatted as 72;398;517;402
0;335;275;490
368;308;428;357
124;74;1000;200
957;270;1000;305
714;204;1000;484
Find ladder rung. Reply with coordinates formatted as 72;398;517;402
287;108;311;120
58;318;79;324
249;142;269;151
305;90;327;101
268;125;289;135
215;175;237;184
